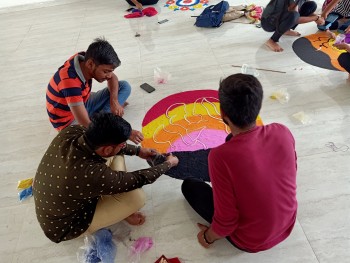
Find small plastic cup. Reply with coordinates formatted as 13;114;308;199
270;88;290;104
241;64;259;77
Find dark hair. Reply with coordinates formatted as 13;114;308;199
85;112;132;149
219;73;263;128
85;37;121;67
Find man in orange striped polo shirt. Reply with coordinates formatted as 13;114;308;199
46;37;143;144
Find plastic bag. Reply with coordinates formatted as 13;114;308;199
154;67;171;84
128;237;153;263
77;234;95;263
18;186;33;201
17;178;33;190
292;111;311;124
270;88;290;104
155;255;182;263
244;4;263;24
334;34;346;44
77;228;116;263
241;64;259;77
110;221;131;243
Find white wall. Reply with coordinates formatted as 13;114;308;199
0;0;54;9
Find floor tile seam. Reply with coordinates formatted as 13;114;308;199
297;195;350;210
11;24;32;56
297;218;321;263
149;185;159;257
74;5;89;51
139;61;223;79
11;205;29;257
200;34;222;76
132;35;144;79
296;149;349;158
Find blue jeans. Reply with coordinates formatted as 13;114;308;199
85;80;131;116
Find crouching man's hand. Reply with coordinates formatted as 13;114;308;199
138;148;158;159
129;130;144;144
165;153;179;168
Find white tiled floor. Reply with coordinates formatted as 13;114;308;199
1;0;350;262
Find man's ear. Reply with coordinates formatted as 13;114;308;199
220;108;229;125
85;58;95;71
102;145;114;156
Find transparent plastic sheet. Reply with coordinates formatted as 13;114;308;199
154;67;171;84
109;221;132;245
127;237;153;263
292;111;312;124
241;64;259;77
77;229;116;263
270;88;290;104
77;234;98;263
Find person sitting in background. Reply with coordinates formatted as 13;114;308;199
125;0;159;10
261;0;325;52
46;37;143;144
334;26;350;80
321;0;350;30
33;112;178;243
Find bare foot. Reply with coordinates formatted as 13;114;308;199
125;212;145;226
122;101;129;108
265;39;284;52
284;30;301;36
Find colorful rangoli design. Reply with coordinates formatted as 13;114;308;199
293;31;347;71
141;90;263;153
165;0;209;11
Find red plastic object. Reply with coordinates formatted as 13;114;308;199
155;255;181;263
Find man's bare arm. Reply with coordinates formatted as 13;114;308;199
70;104;91;127
108;73;124;116
322;0;341;18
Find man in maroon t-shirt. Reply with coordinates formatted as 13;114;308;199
181;74;297;252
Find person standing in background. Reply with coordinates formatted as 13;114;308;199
321;0;350;29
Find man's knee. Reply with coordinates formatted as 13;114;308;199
181;179;190;196
181;178;198;199
128;188;146;210
119;80;131;95
109;155;126;171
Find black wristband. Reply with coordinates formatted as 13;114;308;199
203;229;215;245
136;146;141;156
